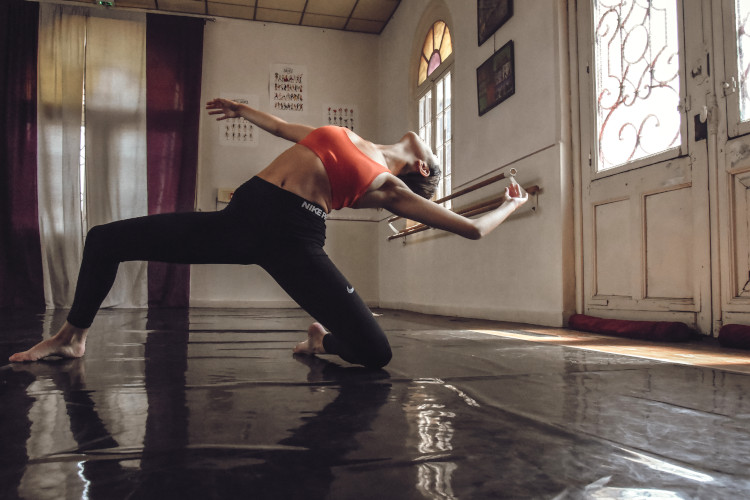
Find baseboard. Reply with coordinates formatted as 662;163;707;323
190;299;381;309
379;301;565;327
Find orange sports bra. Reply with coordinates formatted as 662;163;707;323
298;126;390;210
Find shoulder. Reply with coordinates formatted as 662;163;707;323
352;174;410;209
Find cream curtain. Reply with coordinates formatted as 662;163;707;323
84;10;148;309
37;4;147;312
37;4;87;309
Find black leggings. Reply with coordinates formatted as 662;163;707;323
67;177;392;369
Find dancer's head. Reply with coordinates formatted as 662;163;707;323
397;132;441;199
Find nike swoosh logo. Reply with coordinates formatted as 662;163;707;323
347;286;355;294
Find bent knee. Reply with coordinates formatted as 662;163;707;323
362;345;392;369
85;224;111;244
83;223;125;260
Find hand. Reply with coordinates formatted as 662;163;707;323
206;98;241;120
503;178;529;207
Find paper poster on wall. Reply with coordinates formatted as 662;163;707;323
324;104;358;131
218;94;259;147
270;64;306;113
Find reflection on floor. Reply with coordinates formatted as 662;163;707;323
2;308;750;499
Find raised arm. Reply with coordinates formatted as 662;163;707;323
206;98;314;143
372;177;528;240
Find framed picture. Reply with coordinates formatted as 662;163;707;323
477;0;513;46
476;40;515;116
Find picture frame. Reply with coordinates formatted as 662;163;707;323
477;0;513;46
476;40;515;116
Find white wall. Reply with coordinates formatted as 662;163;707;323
192;18;382;307
377;0;575;326
191;1;576;328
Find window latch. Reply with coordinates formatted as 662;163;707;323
723;77;738;96
678;95;691;113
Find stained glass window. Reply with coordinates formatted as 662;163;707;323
418;21;453;86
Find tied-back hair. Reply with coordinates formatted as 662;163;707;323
397;158;441;200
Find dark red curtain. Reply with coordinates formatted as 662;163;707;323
146;14;204;308
0;0;44;310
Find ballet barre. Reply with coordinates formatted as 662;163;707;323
387;168;540;241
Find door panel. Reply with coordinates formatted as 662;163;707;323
644;185;694;299
579;0;711;331
718;0;750;327
594;199;631;297
721;143;750;314
584;156;705;317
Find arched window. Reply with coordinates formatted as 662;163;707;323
417;20;453;205
418;20;452;86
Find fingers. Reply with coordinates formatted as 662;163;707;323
509;178;527;199
205;98;227;109
206;99;232;120
206;110;228;121
504;181;529;206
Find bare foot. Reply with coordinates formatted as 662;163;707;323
293;322;327;355
9;322;88;363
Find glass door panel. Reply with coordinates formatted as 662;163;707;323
592;0;686;173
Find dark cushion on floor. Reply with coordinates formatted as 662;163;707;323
568;314;692;342
718;324;750;350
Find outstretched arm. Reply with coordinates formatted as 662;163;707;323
374;177;528;240
206;98;314;143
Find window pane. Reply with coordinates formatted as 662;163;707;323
418;58;428;86
444;140;451;177
439;27;452;61
419;96;426;129
427;52;442;76
436;78;444;111
444;72;451;107
436;112;444;146
736;0;750;121
422;27;434;58
444;174;451;209
593;0;682;171
433;21;446;50
419;92;432;144
418;98;423;128
444;105;451;140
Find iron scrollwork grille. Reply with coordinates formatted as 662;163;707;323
593;0;682;172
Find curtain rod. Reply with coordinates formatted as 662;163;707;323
26;0;216;21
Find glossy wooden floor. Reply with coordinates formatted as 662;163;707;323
2;308;750;499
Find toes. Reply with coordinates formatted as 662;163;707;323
9;352;29;363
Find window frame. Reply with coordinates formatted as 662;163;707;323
579;0;689;179
416;50;454;206
724;0;750;138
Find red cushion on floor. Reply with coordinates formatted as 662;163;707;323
568;314;692;342
718;324;750;350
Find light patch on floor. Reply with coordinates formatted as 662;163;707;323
473;327;750;374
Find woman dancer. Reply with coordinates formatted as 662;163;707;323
10;98;527;368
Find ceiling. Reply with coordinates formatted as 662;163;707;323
46;0;402;34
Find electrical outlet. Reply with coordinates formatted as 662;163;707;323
217;188;234;203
